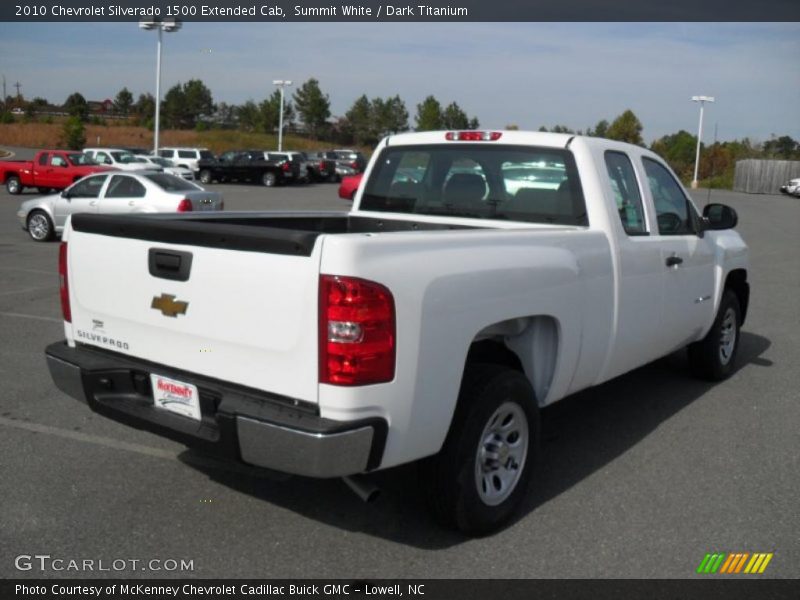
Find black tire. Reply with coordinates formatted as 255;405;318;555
26;210;55;242
6;175;22;195
262;171;277;187
420;364;539;535
198;169;212;185
688;289;741;381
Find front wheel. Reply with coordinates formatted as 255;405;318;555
688;290;741;381
6;176;22;195
26;210;55;242
262;172;277;187
198;169;212;184
420;364;539;535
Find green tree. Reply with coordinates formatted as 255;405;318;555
134;93;155;119
763;135;798;159
606;110;644;145
373;95;409;138
588;119;609;138
293;78;331;139
114;87;134;116
650;130;697;180
30;97;49;108
236;100;261;132
442;101;469;129
259;90;295;133
415;95;443;131
162;80;214;129
63;92;89;121
344;94;373;145
61;116;86;150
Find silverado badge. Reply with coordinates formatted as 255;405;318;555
151;294;189;318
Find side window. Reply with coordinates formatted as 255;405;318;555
95;152;112;165
51;155;67;168
642;158;696;235
69;176;107;198
178;150;194;159
38;153;49;166
105;175;146;198
158;150;171;158
604;151;647;235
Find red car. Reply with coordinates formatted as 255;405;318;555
0;150;113;195
338;173;363;200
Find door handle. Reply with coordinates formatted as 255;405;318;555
665;255;683;267
128;201;135;206
89;201;97;206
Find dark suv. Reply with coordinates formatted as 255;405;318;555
303;151;338;182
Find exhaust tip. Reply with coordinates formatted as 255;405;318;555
342;475;380;503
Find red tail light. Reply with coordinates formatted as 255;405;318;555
445;131;502;141
319;275;395;386
59;242;71;322
350;161;358;169
281;162;290;172
319;160;326;171
177;198;193;212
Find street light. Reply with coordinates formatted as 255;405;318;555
273;80;292;152
691;95;715;189
140;17;182;154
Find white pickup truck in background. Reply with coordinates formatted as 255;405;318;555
46;131;749;534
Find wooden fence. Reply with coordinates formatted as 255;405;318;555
733;159;800;194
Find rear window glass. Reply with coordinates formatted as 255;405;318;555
144;173;198;192
199;150;214;159
67;153;97;166
361;144;587;225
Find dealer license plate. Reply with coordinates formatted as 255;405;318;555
150;374;201;421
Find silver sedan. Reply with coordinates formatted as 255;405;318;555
17;170;224;242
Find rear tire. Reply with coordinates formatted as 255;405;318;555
198;169;212;184
26;210;54;242
6;175;22;195
688;289;741;381
262;172;277;187
419;364;539;535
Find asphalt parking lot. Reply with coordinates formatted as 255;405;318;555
0;149;798;579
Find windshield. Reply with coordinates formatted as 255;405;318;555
144;173;200;192
360;144;587;225
110;152;144;164
66;153;98;166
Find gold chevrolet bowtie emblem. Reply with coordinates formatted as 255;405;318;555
151;294;189;318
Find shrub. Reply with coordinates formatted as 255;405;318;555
61;117;86;150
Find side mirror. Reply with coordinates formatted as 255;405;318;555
703;203;738;230
60;190;70;199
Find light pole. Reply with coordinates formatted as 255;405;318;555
273;80;292;151
140;17;182;154
691;95;715;189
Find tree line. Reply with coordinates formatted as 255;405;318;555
3;82;798;188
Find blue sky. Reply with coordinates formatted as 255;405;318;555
0;22;798;143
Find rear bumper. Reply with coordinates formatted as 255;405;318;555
45;341;387;478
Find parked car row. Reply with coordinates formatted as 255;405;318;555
779;177;800;197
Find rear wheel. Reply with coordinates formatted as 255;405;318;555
262;172;277;187
420;364;539;535
26;210;54;242
6;176;22;195
198;169;212;184
688;290;741;381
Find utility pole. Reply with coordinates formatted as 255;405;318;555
14;81;22;101
691;95;715;189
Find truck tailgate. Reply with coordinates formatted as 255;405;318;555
65;220;322;404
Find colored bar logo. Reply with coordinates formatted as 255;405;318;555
697;552;774;574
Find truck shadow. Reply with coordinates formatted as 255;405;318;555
179;331;771;549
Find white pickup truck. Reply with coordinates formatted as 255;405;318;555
46;131;749;534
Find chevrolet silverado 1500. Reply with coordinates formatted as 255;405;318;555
45;131;749;533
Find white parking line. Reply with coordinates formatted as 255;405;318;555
0;311;61;323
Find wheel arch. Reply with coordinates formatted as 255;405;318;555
463;315;560;408
724;269;749;325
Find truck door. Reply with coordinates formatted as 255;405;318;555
641;157;716;353
600;150;669;379
53;174;106;228
48;153;72;189
32;152;50;187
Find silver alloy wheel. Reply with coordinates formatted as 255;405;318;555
263;172;276;187
474;400;529;506
199;170;211;184
28;213;50;241
718;307;737;365
7;177;20;194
